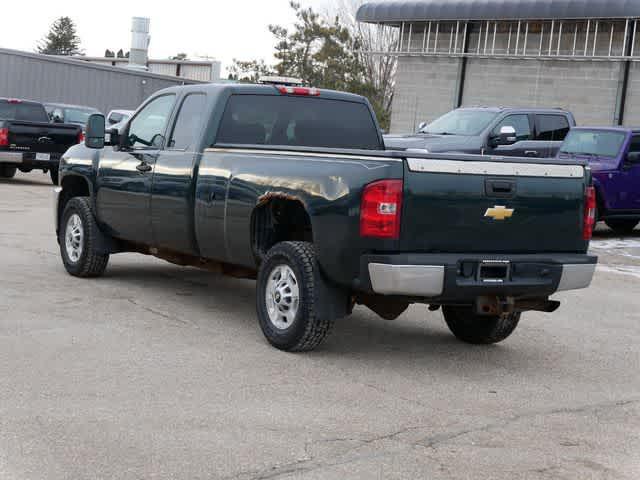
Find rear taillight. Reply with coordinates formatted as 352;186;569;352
360;179;403;239
0;127;8;146
277;86;320;96
583;186;596;241
77;131;85;144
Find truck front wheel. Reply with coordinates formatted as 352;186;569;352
605;219;639;235
256;241;336;352
59;197;109;278
442;306;521;345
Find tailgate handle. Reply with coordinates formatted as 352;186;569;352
486;179;516;198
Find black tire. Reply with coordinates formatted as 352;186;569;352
50;167;59;186
256;241;335;352
0;165;17;178
442;306;521;345
58;197;109;278
605;219;639;235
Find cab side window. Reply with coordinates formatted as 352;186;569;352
168;94;206;150
629;135;640;153
128;95;176;149
492;115;532;142
536;115;570;141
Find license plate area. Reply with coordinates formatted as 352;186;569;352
35;153;50;161
478;260;510;283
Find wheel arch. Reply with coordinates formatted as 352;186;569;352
56;174;93;235
250;193;314;263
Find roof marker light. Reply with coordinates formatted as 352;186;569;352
276;86;320;97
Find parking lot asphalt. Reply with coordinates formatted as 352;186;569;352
0;171;638;480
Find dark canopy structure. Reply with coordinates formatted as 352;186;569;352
356;0;640;23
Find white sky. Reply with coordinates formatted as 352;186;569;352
0;0;329;74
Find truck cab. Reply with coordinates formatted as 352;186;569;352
558;127;640;234
385;107;575;158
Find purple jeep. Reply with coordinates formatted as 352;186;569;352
558;127;640;234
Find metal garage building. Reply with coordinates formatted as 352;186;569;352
357;0;640;133
0;47;203;115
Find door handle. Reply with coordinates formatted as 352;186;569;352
136;162;152;173
524;150;539;157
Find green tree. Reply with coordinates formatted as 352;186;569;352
228;59;274;83
231;2;390;129
37;17;82;56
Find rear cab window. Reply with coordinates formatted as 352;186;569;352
0;100;49;122
215;94;382;150
535;115;571;141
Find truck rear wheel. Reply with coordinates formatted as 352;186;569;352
0;165;17;178
442;306;520;345
59;197;109;278
256;241;335;352
605;219;639;235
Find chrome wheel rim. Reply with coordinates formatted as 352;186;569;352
265;264;300;330
65;213;84;263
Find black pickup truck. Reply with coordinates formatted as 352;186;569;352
385;107;576;158
0;98;82;184
54;84;597;352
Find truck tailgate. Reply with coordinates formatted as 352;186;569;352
7;121;79;154
401;157;588;253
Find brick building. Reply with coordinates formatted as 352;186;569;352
357;0;640;133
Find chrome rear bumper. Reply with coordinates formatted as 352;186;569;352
365;255;597;299
0;152;23;164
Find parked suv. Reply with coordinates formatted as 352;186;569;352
385;107;576;158
558;127;640;234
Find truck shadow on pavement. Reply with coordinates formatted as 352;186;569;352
0;177;52;187
592;229;640;240
102;262;543;369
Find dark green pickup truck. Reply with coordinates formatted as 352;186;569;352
54;83;597;352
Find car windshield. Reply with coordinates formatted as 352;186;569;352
64;108;97;125
560;130;626;158
420;110;499;136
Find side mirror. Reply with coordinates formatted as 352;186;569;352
627;151;640;165
417;122;427;132
52;109;64;123
85;114;106;149
494;126;517;146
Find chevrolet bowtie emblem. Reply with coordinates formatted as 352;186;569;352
485;206;515;221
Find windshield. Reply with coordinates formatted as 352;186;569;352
421;110;499;136
64;108;97;125
561;130;626;158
